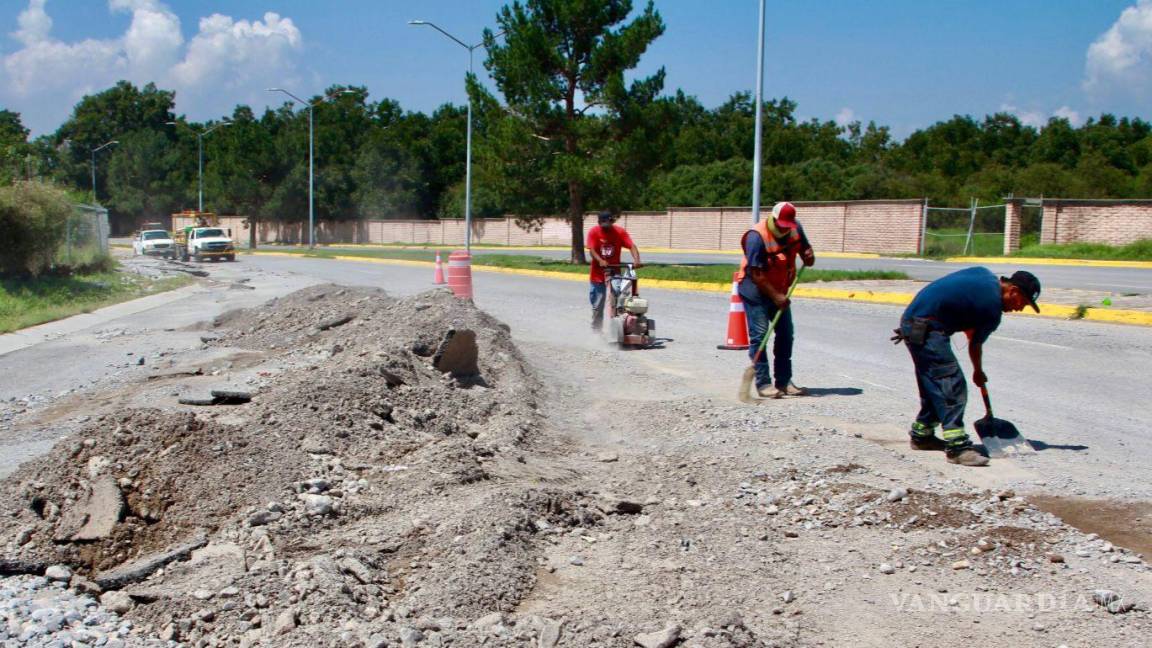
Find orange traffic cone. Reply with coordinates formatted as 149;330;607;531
447;250;473;300
717;272;750;350
433;250;446;284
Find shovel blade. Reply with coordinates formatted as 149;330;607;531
974;416;1034;458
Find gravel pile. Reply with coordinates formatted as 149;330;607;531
0;286;607;647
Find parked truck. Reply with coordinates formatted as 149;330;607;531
172;213;237;262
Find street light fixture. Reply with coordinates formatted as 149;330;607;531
89;140;119;204
409;20;504;253
166;119;232;213
266;87;356;249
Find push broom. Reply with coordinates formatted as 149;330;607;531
738;266;804;403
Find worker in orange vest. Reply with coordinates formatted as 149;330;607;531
737;202;815;398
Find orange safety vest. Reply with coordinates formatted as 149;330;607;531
736;220;802;292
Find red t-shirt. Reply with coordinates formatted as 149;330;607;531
586;224;635;283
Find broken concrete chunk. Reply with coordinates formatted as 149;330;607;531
316;314;354;331
94;535;208;590
210;389;253;404
44;564;72;582
298;494;335;516
0;558;47;576
100;590;134;614
634;624;680;648
432;329;479;377
55;476;124;542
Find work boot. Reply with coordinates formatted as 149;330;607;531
757;385;783;399
946;445;990;467
780;382;808;397
909;422;945;450
909;435;947;451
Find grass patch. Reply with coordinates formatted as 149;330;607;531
261;248;909;285
0;266;191;334
1014;239;1152;261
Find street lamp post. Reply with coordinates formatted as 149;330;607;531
266;88;354;248
166;120;232;213
409;20;504;253
89;140;119;204
751;0;766;224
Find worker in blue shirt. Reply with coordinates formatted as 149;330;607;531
893;268;1041;466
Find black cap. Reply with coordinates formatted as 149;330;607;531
1003;270;1041;313
597;211;615;224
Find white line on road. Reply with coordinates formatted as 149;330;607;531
996;336;1073;350
840;374;895;391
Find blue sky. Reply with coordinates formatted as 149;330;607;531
2;0;1149;138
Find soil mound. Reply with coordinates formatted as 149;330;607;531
0;286;602;646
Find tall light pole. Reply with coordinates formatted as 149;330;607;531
89;140;119;204
751;0;766;224
266;88;354;248
409;20;504;253
166;119;232;213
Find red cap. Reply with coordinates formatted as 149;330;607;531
772;202;798;229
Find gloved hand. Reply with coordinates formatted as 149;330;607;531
891;328;905;345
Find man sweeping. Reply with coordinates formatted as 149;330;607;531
893;268;1041;466
738;201;815;398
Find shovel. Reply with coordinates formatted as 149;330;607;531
738;267;804;403
973;385;1034;458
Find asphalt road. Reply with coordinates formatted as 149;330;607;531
3;253;1150;501
238;254;1152;501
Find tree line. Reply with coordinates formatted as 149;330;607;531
1;0;1149;252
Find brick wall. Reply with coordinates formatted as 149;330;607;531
1040;200;1152;246
172;199;926;253
1004;201;1023;254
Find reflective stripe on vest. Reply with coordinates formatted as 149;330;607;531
736;220;802;284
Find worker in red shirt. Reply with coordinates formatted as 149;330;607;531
586;211;642;331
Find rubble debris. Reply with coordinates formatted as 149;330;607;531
94;536;208;590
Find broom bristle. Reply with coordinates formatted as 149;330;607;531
738;366;757;404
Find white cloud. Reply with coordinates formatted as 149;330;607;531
999;103;1047;128
172;13;301;89
1053;106;1084;127
0;0;306;135
999;103;1084;129
12;0;51;46
1083;0;1152;99
834;107;856;127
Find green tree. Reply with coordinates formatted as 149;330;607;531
480;0;666;262
0;110;31;183
54;82;176;206
106;129;186;226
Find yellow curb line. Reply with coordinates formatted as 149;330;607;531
280;243;880;259
945;255;1152;269
245;250;1152;326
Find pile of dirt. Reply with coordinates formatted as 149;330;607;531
0;286;607;647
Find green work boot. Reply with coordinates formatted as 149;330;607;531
909;422;946;451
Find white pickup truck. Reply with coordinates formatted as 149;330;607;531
175;226;236;262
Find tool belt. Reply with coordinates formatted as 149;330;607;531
891;317;932;346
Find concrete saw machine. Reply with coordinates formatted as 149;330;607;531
604;263;657;348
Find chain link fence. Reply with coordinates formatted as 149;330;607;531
922;200;1007;256
61;203;111;268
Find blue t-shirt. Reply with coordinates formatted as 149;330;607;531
738;225;809;303
902;267;1003;344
